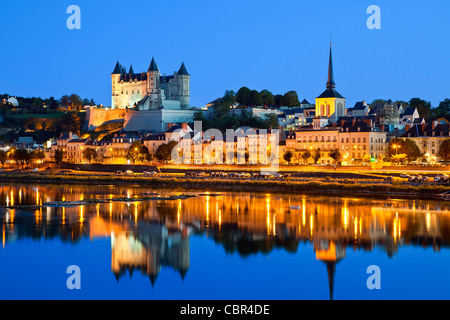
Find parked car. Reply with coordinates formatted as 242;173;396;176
31;168;39;172
400;173;409;178
435;174;449;183
115;171;123;175
143;171;157;176
12;169;22;173
125;170;133;175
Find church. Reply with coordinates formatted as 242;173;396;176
315;43;346;121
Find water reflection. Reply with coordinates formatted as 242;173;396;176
1;183;450;299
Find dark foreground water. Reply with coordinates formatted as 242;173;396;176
0;183;449;300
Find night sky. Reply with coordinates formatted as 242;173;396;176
1;0;449;108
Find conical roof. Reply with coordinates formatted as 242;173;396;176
148;57;159;72
178;62;189;76
112;61;122;74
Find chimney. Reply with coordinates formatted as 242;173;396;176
69;131;72;140
422;123;427;134
352;118;356;126
380;125;385;132
432;121;437;130
181;122;188;131
405;124;411;131
340;119;345;127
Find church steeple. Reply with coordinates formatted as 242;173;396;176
326;43;335;90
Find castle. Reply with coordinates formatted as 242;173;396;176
87;58;197;132
111;58;190;110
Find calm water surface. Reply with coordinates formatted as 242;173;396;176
0;183;450;300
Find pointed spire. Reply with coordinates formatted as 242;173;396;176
112;61;121;74
326;261;336;301
148;57;159;72
178;62;189;76
129;64;134;75
327;43;335;90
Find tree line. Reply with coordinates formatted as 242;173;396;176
0;149;46;169
369;98;450;122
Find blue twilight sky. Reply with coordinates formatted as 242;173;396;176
0;0;449;109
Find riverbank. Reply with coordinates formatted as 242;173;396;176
0;173;449;200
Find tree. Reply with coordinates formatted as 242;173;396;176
274;94;285;107
439;139;450;162
369;99;388;109
55;112;81;135
283;151;293;164
388;138;421;163
82;147;97;163
391;153;407;164
0;150;7;167
69;94;83;111
260;90;274;106
154;141;178;163
313;148;321;164
409;98;432;121
362;154;372;164
329;149;342;164
302;150;311;164
126;141;149;164
33;149;46;167
236;87;251;106
54;149;64;168
223;90;236;106
432;99;450;120
13;149;31;169
283;91;300;107
248;90;262;107
60;95;70;109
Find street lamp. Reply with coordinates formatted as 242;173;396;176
393;144;399;155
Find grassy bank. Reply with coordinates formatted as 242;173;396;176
0;173;449;200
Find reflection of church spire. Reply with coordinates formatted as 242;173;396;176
326;261;337;301
149;274;158;286
180;269;188;280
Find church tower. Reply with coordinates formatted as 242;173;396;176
315;43;346;121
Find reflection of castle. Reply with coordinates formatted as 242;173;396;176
110;222;190;284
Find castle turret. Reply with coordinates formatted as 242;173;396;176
176;62;190;107
111;61;123;109
147;57;160;94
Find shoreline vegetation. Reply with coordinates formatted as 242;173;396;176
0;173;449;200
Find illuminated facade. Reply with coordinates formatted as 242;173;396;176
111;58;190;110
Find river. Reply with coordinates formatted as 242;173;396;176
0;183;449;299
